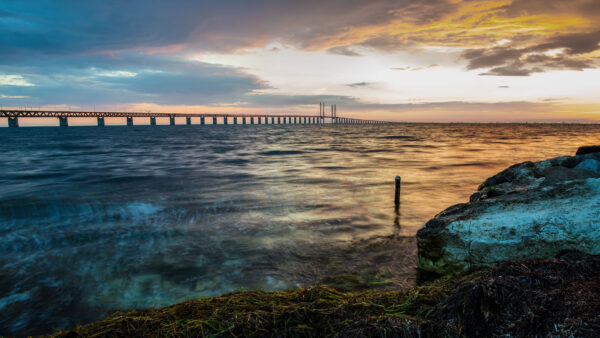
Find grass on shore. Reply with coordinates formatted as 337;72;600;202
52;273;477;337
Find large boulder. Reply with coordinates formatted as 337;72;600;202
417;150;600;277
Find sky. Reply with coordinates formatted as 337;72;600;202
1;0;600;122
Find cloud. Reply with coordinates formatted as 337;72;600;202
327;46;363;57
346;82;372;87
0;74;35;86
391;64;439;71
0;94;29;98
0;54;268;105
480;66;539;76
2;0;600;112
501;0;600;18
0;0;459;61
458;1;600;76
498;85;510;88
463;30;600;76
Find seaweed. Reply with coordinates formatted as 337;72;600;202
52;255;600;337
52;273;473;337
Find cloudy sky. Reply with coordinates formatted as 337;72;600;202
1;0;600;122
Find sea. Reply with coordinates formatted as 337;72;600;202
1;123;599;335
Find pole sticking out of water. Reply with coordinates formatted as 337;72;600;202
394;175;401;206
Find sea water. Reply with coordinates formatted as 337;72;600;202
1;123;599;335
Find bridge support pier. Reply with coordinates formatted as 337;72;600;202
258;117;261;124
170;116;175;125
201;117;205;125
243;117;246;124
264;117;268;124
150;117;156;125
127;117;133;126
186;117;191;125
59;117;68;127
213;117;217;125
233;117;238;124
250;117;254;124
8;117;18;128
97;117;105;126
224;117;228;125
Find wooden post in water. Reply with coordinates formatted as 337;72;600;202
395;176;401;206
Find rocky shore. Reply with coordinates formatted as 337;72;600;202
417;147;600;277
54;147;600;337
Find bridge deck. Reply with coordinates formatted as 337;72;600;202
1;109;387;126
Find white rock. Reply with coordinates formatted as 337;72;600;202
418;159;600;276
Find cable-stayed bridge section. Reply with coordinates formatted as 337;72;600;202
1;105;387;127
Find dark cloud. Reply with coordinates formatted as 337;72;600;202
0;0;458;61
327;46;363;57
480;66;538;76
359;35;412;51
346;82;372;87
0;0;462;107
463;30;600;76
0;54;268;106
461;0;600;76
347;82;369;87
498;85;510;88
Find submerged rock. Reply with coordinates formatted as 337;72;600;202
417;151;600;277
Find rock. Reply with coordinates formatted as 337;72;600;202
430;255;600;337
576;159;600;173
417;151;600;276
576;145;600;155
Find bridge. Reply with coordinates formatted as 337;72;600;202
1;103;387;127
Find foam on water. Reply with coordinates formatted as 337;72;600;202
1;124;600;335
